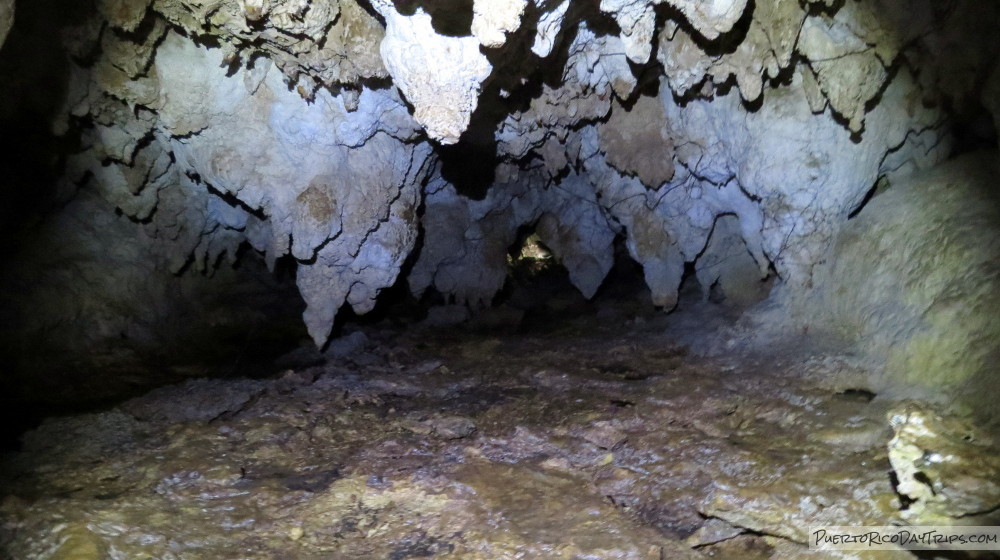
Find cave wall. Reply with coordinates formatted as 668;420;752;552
803;152;1000;420
0;187;304;405
2;0;999;411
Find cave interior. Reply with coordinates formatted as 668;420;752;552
1;0;999;558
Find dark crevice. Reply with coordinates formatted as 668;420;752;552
837;388;877;403
803;0;845;18
847;177;883;219
205;182;268;221
912;471;936;495
437;113;499;199
389;0;474;37
948;103;999;158
889;470;916;511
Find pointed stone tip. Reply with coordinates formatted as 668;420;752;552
304;310;335;349
308;323;333;349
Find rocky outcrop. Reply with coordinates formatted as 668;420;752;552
0;312;950;559
153;0;386;88
413;0;981;311
411;164;616;306
888;402;1000;524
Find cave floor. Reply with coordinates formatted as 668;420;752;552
0;306;993;559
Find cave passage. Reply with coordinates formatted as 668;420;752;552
1;0;1000;557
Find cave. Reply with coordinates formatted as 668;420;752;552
1;0;1000;557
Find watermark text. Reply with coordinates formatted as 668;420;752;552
810;526;1000;551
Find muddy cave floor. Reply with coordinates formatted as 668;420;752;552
1;298;999;560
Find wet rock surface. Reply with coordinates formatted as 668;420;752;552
4;310;996;559
888;403;1000;524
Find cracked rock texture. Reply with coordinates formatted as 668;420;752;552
887;402;1000;524
2;0;1000;415
4;313;969;559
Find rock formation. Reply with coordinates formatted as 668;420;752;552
803;152;1000;418
1;0;999;416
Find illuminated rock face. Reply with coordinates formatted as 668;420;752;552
804;153;1000;418
2;0;1000;406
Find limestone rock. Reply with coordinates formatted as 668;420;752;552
657;66;946;285
602;0;748;64
798;10;888;133
685;518;743;547
153;0;387;88
3;0;997;365
54;22;437;346
654;0;957;135
888;403;1000;524
409;166;546;308
599;0;658;63
534;173;617;299
803;152;1000;418
531;0;570;57
402;413;477;439
98;0;153;32
123;378;267;424
598;96;675;189
411;163;617;308
472;0;528;48
695;215;769;307
151;32;433;344
665;0;748;40
658;0;805;103
498;23;634;161
375;5;492;144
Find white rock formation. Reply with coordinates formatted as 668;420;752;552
473;0;528;48
532;0;570;57
58;24;437;346
655;66;947;286
373;3;493;144
499;23;636;160
601;0;749;63
658;0;805;103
